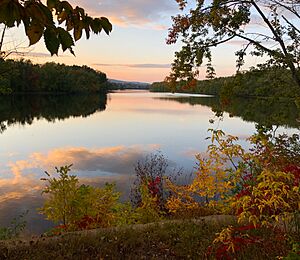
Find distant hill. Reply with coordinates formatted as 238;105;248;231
107;79;150;90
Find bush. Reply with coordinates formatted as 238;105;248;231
40;165;120;231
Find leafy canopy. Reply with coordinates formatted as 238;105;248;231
168;0;300;86
0;0;112;56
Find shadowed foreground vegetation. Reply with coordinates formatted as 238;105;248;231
0;217;292;260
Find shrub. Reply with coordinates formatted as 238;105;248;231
130;152;184;215
130;152;168;211
40;165;120;231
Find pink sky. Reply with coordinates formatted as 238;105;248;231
3;0;272;82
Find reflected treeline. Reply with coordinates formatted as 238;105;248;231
0;94;107;133
159;96;300;129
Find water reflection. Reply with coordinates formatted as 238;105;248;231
0;94;107;133
1;91;299;234
158;96;300;128
1;93;299;134
0;144;162;234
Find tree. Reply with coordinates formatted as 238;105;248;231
167;0;300;87
0;0;112;57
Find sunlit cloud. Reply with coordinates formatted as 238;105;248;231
181;148;201;158
69;0;178;28
0;144;165;232
11;51;70;58
31;145;158;174
0;160;41;203
0;144;162;203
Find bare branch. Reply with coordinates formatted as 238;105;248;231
271;0;300;19
0;25;7;54
282;15;300;34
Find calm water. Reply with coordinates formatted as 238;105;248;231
0;90;299;234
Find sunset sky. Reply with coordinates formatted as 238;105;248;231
4;0;270;82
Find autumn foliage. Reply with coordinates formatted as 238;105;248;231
39;127;299;258
165;127;300;258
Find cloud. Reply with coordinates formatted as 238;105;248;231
0;144;168;232
181;148;201;158
11;51;69;58
31;145;156;175
69;0;178;28
0;144;162;202
0;160;41;203
225;40;249;46
94;63;171;69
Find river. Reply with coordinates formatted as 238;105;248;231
0;90;299;234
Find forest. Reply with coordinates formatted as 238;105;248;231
151;67;300;98
0;59;108;94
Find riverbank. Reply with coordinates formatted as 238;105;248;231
150;67;300;99
0;216;291;259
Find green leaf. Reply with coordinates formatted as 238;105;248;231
26;22;44;45
90;18;102;34
57;10;67;24
25;3;47;24
75;6;85;17
61;1;73;12
66;19;74;31
44;28;60;56
100;17;112;35
38;2;54;26
47;0;58;10
0;1;22;27
73;21;84;41
57;27;74;52
84;26;90;39
84;16;92;39
73;26;82;41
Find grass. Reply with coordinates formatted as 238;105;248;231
0;216;232;259
0;215;295;259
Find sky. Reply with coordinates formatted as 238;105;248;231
2;0;289;82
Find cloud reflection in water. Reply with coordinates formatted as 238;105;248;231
0;144;161;233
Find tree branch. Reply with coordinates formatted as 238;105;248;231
282;15;300;34
0;25;7;54
271;0;300;19
226;28;279;56
205;35;236;48
251;0;299;85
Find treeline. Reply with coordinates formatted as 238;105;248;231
0;59;108;94
150;67;300;98
106;81;150;90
